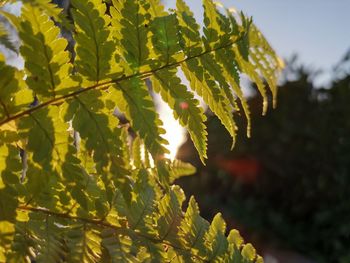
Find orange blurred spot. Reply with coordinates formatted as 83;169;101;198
179;102;189;110
216;157;261;184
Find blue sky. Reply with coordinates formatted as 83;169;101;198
166;0;350;85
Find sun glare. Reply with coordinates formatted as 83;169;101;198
157;96;187;160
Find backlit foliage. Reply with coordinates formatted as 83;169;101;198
0;0;282;262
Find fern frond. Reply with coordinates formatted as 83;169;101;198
182;60;237;147
152;68;208;163
113;0;151;72
2;0;69;26
65;224;102;262
203;0;224;48
0;0;283;261
176;0;203;56
131;136;143;169
149;2;184;65
4;166;263;263
204;213;228;261
0;55;32;122
30;213;65;263
167;159;196;182
114;78;169;159
179;197;209;256
208;8;252;136
71;0;115;84
5;219;35;262
125;169;157;235
156;185;185;243
249;24;283;108
65;90;125;177
149;1;208;162
0;24;17;53
176;0;238;146
0;144;21;222
101;229;138;263
18;106;69;171
19;4;75;99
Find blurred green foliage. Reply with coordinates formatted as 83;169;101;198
177;58;350;262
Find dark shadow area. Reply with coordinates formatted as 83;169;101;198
176;53;350;263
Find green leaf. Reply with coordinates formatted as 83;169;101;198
0;144;21;221
249;24;282;108
65;224;102;262
0;221;15;261
6;219;35;262
18;106;70;171
179;197;209;256
241;243;257;262
125;169;157;234
152;68;207;163
176;0;203;56
0;24;17;53
182;59;237;147
167;159;196;182
203;7;252;137
29;213;65;263
156;186;185;243
113;0;151;72
114;77;169;159
19;4;75;100
101;229;138;263
0;57;32;122
71;0;115;84
132;136;142;169
150;2;183;65
0;10;20;29
176;0;238;146
203;0;223;48
203;213;228;261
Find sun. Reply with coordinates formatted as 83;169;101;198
157;97;187;160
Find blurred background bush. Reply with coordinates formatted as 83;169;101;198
176;53;350;262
